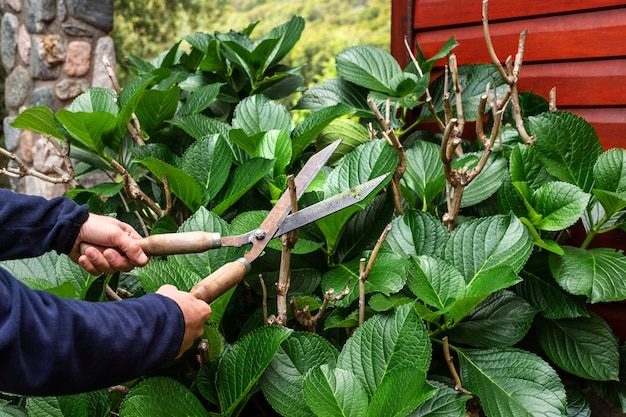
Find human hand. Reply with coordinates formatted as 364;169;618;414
69;214;149;275
156;284;212;358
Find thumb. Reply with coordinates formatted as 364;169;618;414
114;231;149;266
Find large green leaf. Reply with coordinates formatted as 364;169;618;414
303;365;368;417
181;134;232;203
169;113;231;140
336;46;403;94
407;255;465;313
402;141;445;209
566;388;591;417
549;246;626;303
135;87;180;133
56;110;115;152
409;381;470;417
212;158;274;215
136;260;202;293
254;129;291;175
114;74;156;144
443;214;532;282
180;83;221;115
291;104;352;161
384;210;448;257
297;77;369;111
0;404;26;417
68;88;118;115
11;106;65;139
260;15;305;67
232;95;291;135
321;253;408;308
217;326;292;416
510;144;552;189
315;118;369;165
529;111;602;192
594;148;626;193
337;304;432;397
448;291;536;347
367;369;435;417
536;315;619;381
514;270;588;320
453;153;507;208
137;157;203;210
531;181;590;231
261;332;339;417
119;377;208;417
27;392;109;417
459;348;567;417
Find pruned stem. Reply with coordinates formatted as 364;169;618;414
482;0;509;82
549;87;558;112
291;286;350;331
443;337;471;395
275;175;298;326
260;274;268;324
104;284;122;301
449;54;465;138
359;258;367;325
111;159;165;219
0;142;75;186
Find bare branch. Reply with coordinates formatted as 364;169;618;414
359;257;367;325
482;0;510;82
291;286;350;331
443;337;471;394
110;159;165;219
259;274;268;324
448;54;465;137
549;87;558;112
275;175;298;326
0;146;74;185
104;284;122;301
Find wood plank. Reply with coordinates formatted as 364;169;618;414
391;0;413;67
414;9;626;64
564;108;626;150
414;0;626;30
518;60;626;107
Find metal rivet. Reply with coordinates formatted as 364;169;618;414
254;229;266;240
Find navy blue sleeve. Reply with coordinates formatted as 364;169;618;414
0;189;89;260
0;270;184;396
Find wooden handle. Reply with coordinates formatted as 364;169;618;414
139;232;222;256
190;258;251;303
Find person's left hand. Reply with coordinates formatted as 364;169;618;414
69;214;149;275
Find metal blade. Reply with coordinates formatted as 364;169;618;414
244;140;341;261
274;174;388;237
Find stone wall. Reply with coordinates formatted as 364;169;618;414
1;0;114;197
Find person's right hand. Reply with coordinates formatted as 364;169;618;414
156;284;212;358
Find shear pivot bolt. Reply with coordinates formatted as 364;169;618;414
254;229;266;240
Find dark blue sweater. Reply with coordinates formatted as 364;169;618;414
0;190;184;395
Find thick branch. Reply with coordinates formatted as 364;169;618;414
275;175;298;326
443;337;471;394
449;54;465;139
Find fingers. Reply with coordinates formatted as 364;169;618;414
111;228;149;267
78;245;134;275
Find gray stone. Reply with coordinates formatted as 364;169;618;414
66;0;113;32
4;0;22;12
30;35;63;80
3;116;20;151
30;85;54;107
57;0;66;21
62;23;94;38
5;66;32;109
92;36;114;88
55;78;88;100
1;13;18;71
17;24;30;64
26;0;56;33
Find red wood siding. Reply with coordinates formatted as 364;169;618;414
391;0;626;149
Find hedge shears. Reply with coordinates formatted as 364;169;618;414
135;141;386;303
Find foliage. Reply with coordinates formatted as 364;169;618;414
2;11;625;417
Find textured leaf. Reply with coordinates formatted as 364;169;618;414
407;255;465;313
459;348;567;417
550;247;626;303
384;210;448;257
180;83;221;115
69;88;118;115
291;104;352;161
303;365;368;417
449;291;536;347
135;88;180;133
510;144;552;189
212;158;274;215
170;113;231;140
338;304;432;397
367;369;435;417
402;141;445;208
217;326;292;416
409;381;470;417
56;110;115;152
0;404;26;417
297;77;369;111
261;332;339;417
254;130;291;175
137;157;203;210
368;293;413;312
321;253;408;308
324;308;360;330
593;189;626;217
120;377;208;417
530;111;602;192
514;271;588;319
315;118;369;165
532;181;590;231
566;388;591;417
182;134;232;203
536;315;619;381
443;214;532;282
232;95;291;135
27;392;109;417
11;106;64;139
260;15;305;67
136;260;202;293
336;46;403;93
453;153;507;208
594;148;626;193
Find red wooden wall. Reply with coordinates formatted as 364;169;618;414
391;0;626;149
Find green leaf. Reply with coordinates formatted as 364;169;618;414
367;369;435;417
135;88;180;134
549;247;626;303
566;388;591;417
115;74;156;144
232;95;291;136
384;210;448;257
324;308;360;330
453;153;507;208
593;189;626;217
514;270;588;319
212;158;274;215
369;293;413;312
402;141;445;208
303;365;368;417
254;130;291;175
510;144;552;189
27;392;109;417
459;348;567;417
407;255;465;313
170;113;231;140
443;214;532;282
529;111;602;192
321;253;408;308
180;83;221;115
532;181;590;231
120;377;208;417
69;88;118;115
260;15;305;67
0;404;26;417
292;104;352;161
315;118;369;165
336;46;403;94
217;326;292;416
297;77;369;111
594;148;626;193
56;110;115;152
338;304;432;397
11;106;64;139
182;134;232;203
536;315;619;381
136;260;202;293
137;157;203;210
261;332;339;417
409;380;470;417
449;291;536;347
